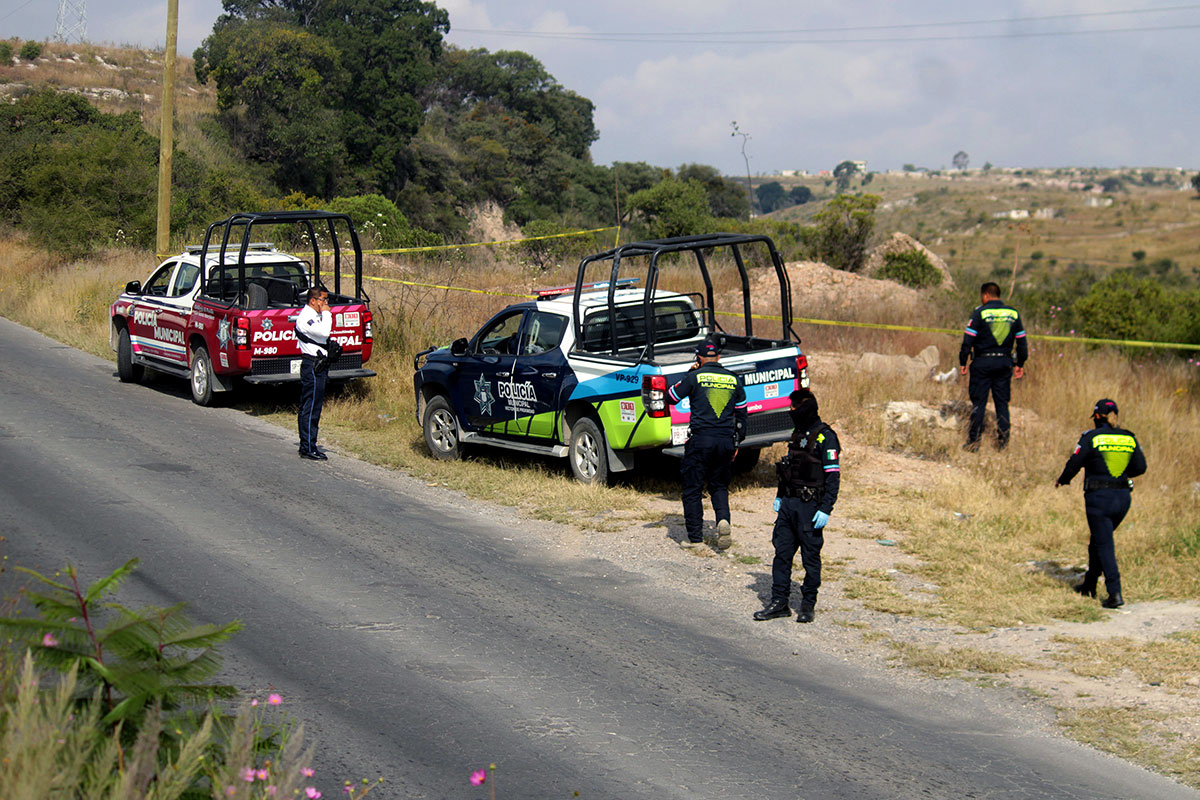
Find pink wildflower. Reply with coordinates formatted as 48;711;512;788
302;767;315;777
306;788;322;799
42;633;58;647
224;787;236;797
470;769;487;786
266;787;277;797
256;769;269;780
241;767;256;783
251;699;259;707
268;693;282;705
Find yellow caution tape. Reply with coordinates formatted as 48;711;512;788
717;310;1197;351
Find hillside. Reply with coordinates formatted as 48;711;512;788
766;168;1200;284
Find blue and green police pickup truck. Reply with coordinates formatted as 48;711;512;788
412;233;810;484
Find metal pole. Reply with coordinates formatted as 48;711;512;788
155;0;178;256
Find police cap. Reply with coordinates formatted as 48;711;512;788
696;340;721;358
1093;398;1118;416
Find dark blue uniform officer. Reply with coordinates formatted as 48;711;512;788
959;282;1027;450
754;389;841;624
668;340;747;551
1055;398;1147;608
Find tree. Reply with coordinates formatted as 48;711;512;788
833;160;857;193
1100;176;1123;193
805;193;880;272
754;181;787;213
628;178;713;239
952;150;969;170
1191;172;1200;196
196;0;450;195
902;163;916;172
730;121;753;210
200;20;348;196
983;161;993;172
676;163;750;219
789;185;813;205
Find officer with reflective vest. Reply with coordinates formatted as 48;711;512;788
1055;399;1146;608
754;388;840;624
959;282;1027;450
668;339;747;551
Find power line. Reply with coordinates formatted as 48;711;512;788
0;0;41;25
454;22;1200;46
455;4;1200;44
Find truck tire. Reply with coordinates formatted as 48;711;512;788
116;327;143;383
189;345;215;406
568;417;609;485
423;395;463;461
732;447;762;474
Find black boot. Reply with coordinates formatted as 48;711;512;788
796;607;815;623
753;598;791;621
1072;582;1097;599
1101;592;1124;609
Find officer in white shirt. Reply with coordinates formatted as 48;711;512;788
295;287;332;460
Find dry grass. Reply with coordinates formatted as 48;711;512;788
1052;632;1200;689
883;638;1034;679
1059;705;1200;789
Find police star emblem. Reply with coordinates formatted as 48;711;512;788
261;318;273;331
473;375;495;415
216;319;232;349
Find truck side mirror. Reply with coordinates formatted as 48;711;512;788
450;337;469;357
124;280;142;295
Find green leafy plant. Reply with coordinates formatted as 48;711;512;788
0;42;13;65
18;40;42;61
803;193;880;272
0;558;241;731
878;249;942;289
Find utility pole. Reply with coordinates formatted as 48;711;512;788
155;0;179;256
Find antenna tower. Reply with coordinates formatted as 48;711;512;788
56;0;88;44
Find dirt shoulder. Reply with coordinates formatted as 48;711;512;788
481;424;1200;788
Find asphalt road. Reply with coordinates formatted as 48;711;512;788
0;316;1194;800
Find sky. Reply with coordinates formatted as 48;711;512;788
3;0;1198;175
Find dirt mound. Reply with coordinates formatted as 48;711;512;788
863;232;957;291
747;261;926;322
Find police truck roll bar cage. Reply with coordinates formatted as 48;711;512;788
198;210;369;306
572;233;800;362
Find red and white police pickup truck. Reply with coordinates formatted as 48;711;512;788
109;211;375;405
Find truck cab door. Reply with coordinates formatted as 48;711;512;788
450;309;525;432
130;260;188;366
511;311;572;439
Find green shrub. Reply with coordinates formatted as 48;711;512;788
519;219;592;270
0;42;13;65
327;194;441;250
1072;271;1200;345
878;249;942;288
18;40;42;61
802;193;880;272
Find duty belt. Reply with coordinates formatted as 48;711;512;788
1083;476;1133;492
779;485;820;502
977;349;1011;358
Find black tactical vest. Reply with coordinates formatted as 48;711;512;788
776;425;827;497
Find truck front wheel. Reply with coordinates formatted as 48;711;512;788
116;327;143;383
568;417;609;485
732;447;762;474
423;395;463;461
189;345;215;406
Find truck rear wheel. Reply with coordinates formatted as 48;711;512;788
190;345;215;406
423;395;462;461
116;327;143;383
568;417;609;485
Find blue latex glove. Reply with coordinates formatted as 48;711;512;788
812;510;830;529
773;497;781;513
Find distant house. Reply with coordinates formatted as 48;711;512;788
992;209;1030;220
850;160;868;174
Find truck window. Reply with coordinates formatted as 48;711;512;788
476;311;525;355
581;300;701;352
520;312;568;355
170;263;201;297
143;262;177;297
